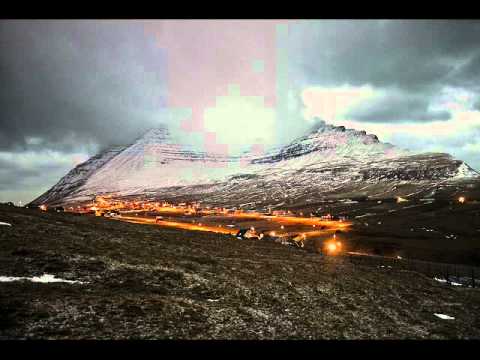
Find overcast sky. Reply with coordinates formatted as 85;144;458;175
1;20;480;204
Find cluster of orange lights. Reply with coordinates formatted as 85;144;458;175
323;233;342;254
38;196;352;256
47;196;351;253
325;240;342;254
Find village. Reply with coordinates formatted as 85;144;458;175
35;195;351;255
31;192;475;259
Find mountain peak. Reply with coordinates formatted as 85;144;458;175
29;121;478;207
308;119;380;144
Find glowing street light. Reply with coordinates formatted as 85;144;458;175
327;243;337;253
458;196;466;204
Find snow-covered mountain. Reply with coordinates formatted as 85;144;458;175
30;121;479;208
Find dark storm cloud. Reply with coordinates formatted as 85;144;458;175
346;92;451;123
288;20;480;122
0;20;167;153
294;20;480;89
0;154;70;193
0;158;39;190
446;51;480;90
3;20;479;150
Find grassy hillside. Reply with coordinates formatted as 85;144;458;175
1;205;479;339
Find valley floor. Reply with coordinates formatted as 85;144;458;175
1;204;480;339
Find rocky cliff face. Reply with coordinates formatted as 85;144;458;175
30;121;479;207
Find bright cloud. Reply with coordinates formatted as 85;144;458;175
301;85;377;123
203;86;277;153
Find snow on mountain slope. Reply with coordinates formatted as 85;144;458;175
30;121;479;207
221;152;475;207
73;128;262;198
453;162;480;179
252;120;406;164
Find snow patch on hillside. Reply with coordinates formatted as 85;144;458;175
453;162;479;179
0;274;86;284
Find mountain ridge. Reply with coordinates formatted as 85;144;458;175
29;121;479;207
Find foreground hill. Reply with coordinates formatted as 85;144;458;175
1;204;480;339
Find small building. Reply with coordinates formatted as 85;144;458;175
236;228;261;240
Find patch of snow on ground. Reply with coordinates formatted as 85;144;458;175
355;213;376;218
0;221;12;226
434;313;455;320
0;274;86;284
434;277;462;286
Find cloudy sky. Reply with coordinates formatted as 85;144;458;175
1;20;480;204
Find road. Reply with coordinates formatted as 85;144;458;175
112;212;352;241
114;215;238;235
